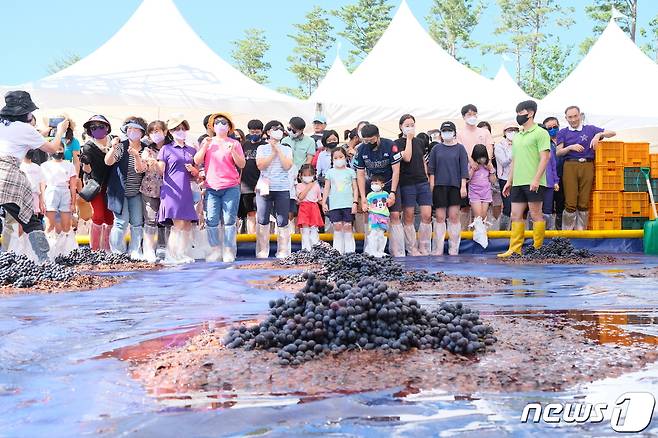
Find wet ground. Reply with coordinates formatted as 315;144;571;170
1;254;658;437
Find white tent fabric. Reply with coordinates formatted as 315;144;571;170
540;19;658;131
491;65;531;107
315;0;522;129
310;54;351;104
2;0;308;124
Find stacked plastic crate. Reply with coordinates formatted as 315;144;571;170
621;142;652;229
589;141;624;230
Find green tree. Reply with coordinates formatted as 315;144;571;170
640;15;658;62
483;0;574;90
276;86;307;99
581;0;638;55
46;52;81;74
523;41;574;98
286;6;335;98
231;28;271;84
333;0;394;70
426;0;485;64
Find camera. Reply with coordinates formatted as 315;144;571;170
48;117;65;128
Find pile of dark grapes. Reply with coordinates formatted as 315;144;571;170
55;248;135;267
224;273;496;365
515;237;595;261
281;252;443;285
0;252;74;288
278;241;339;266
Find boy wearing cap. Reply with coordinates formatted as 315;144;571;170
311;115;327;144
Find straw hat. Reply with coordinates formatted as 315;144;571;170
166;114;190;131
207;112;234;134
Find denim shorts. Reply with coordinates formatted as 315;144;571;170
45;187;72;213
399;181;432;208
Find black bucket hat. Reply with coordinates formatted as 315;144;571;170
0;90;38;116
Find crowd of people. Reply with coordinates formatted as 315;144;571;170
0;90;616;264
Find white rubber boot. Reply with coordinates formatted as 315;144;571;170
447;222;462;256
309;226;320;247
431;220;446;256
275;225;291;259
222;224;237;263
142;225;158;263
128;225;143;260
332;231;344;254
365;229;378;257
255;223;270;259
388;223;405;257
403;224;420;256
179;229;195;264
377;229;388;258
417;222;432;256
344;231;356;254
301;227;311;251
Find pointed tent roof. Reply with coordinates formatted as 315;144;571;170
310;54;351;103
493;65;531;103
17;0;297;110
541;19;658;129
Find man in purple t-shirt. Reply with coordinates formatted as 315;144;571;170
556;106;616;230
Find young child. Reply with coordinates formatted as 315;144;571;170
322;147;357;254
468;144;495;248
296;164;324;251
365;174;390;257
20;150;45;221
41;149;78;256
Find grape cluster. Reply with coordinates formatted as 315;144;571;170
55;248;135;267
0;252;74;288
281;253;443;285
516;237;595;261
278;241;340;266
225;273;496;366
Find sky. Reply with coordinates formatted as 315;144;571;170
2;0;658;90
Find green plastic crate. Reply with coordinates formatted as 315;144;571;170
624;167;650;192
651;178;658;196
622;217;648;230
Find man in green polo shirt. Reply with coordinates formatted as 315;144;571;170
498;100;551;258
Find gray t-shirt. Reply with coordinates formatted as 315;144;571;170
427;142;469;188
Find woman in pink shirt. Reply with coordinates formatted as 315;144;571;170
194;113;245;263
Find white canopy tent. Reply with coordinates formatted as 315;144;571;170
541;19;658;133
1;0;310;135
310;54;351;105
491;65;531;109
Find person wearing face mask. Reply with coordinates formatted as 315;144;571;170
534;122;560;230
137;120;171;262
239;119;265;235
41;143;78;256
395;114;433;257
428;121;469;256
544;117;565;229
556;106;616;230
0;91;70;262
157;116;200;264
364;174;390;257
354;124;403;257
282;116;315;230
456;104;494;229
80;115;115;251
255;120;294;258
296;164;323;250
105;117;147;258
498;100;550;258
311;115;327;144
322;146;358;254
194;113;245;263
493;123;519;230
315;130;340;188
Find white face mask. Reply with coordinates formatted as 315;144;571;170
371;183;382;192
127;131;142;142
505;131;516;141
441;131;455;141
466;116;478;126
333;158;346;168
477;157;487;165
150;132;165;144
302;176;314;183
172;130;187;141
270;129;283;140
402;126;414;136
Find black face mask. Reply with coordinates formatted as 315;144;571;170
516;114;530;126
52;152;65;160
326;141;339;149
368;140;379;149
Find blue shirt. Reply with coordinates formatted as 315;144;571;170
353;138;401;188
62;137;81;162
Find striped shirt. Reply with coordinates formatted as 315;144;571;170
256;142;293;192
114;143;144;197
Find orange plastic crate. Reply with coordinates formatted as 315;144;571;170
651;154;658;178
595;141;624;166
594;165;624;191
622;192;649;217
589;215;621;230
590;191;622;217
623;142;650;167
